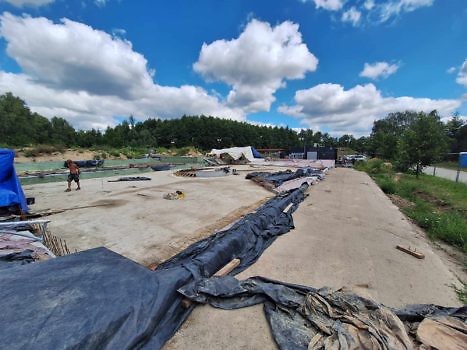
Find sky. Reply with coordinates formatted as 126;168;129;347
0;0;465;136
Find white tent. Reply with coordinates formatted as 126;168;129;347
209;146;256;162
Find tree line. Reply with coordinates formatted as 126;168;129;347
0;92;465;162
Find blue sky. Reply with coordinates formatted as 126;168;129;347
0;0;465;136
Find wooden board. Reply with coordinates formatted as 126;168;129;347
396;245;425;259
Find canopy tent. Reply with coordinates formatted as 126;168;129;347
209;146;263;162
0;149;28;213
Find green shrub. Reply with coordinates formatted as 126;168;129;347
375;176;397;194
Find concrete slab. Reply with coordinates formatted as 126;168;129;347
23;168;273;265
166;168;462;350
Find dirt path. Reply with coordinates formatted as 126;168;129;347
166;168;463;350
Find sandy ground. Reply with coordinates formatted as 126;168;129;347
424;166;467;183
166;168;464;350
14;149;100;163
22;167;274;265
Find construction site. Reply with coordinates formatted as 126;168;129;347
0;147;465;350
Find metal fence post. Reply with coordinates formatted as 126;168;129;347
433;166;436;176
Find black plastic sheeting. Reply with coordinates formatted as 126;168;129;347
246;168;324;188
108;176;152;182
0;185;308;350
0;249;35;270
179;275;467;350
156;184;307;276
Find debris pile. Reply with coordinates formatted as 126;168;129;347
108;176;152;182
246;168;327;192
163;190;185;200
179;276;467;350
0;220;55;270
175;167;231;177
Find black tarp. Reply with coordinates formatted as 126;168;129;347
179;275;467;350
0;185;308;349
246;168;324;189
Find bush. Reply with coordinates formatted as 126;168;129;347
375;176;397;194
355;158;393;175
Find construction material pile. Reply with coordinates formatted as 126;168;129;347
180;275;467;350
246;168;326;192
0;220;55;270
175;167;231;177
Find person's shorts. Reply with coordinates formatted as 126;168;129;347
68;173;80;182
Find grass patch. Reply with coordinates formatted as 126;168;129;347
356;160;467;252
373;174;397;194
452;282;467;304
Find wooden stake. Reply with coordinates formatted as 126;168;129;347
396;245;425;259
181;258;241;309
282;203;294;213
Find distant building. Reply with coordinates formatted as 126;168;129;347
287;146;337;160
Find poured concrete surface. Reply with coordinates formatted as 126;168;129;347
166;168;463;350
23;168;273;266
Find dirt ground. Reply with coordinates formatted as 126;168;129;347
14;149;100;163
165;168;464;350
22;167;274;266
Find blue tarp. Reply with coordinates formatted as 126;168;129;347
251;147;263;158
0;149;28;212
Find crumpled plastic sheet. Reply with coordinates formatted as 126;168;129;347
0;185;308;350
0;248;35;269
179;275;467;350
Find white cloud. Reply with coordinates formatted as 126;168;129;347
364;0;375;10
446;66;456;74
341;7;361;26
359;61;400;80
0;13;244;129
456;59;467;87
376;0;434;23
309;0;345;11
94;0;107;7
279;83;460;135
1;0;53;7
194;19;318;113
112;28;126;37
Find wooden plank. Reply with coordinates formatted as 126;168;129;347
282;203;294;213
213;258;241;276
181;258;241;309
396;245;425;259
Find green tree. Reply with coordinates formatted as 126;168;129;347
369;111;417;159
397;111;448;177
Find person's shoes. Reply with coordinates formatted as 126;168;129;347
65;189;71;192
76;188;81;191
